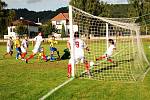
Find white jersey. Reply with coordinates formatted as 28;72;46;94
34;35;43;48
106;44;115;56
7;39;12;53
68;38;86;64
21;39;28;48
21;39;28;53
7;39;11;47
32;35;43;54
74;38;86;56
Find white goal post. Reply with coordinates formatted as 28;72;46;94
69;5;150;82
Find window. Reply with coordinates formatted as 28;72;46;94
10;27;13;32
56;21;61;25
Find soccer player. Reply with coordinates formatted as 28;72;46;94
14;36;22;60
25;32;47;63
21;36;28;60
48;36;60;61
3;37;13;57
96;39;116;63
67;32;90;78
37;47;48;61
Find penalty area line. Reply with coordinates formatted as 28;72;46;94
39;78;74;100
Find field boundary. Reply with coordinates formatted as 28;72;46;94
39;78;74;100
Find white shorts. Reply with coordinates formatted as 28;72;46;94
69;54;84;64
7;46;11;53
21;46;26;53
104;51;113;57
32;47;41;54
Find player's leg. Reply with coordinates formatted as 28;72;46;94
10;50;13;56
96;54;106;61
106;55;114;63
4;47;11;58
41;53;47;61
50;47;55;61
26;53;35;62
83;59;91;77
21;47;27;59
25;47;38;63
54;48;60;59
68;59;72;78
21;52;27;59
16;48;20;59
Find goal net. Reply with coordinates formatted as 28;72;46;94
69;5;150;82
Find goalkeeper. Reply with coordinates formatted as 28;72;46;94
48;36;60;61
96;39;116;63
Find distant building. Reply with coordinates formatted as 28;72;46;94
51;13;78;35
4;17;40;39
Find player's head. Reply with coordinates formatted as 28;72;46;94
109;39;114;45
9;37;12;40
74;32;79;38
38;32;43;36
52;36;55;40
16;35;19;39
24;36;28;40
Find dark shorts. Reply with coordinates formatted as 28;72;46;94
16;47;21;53
50;47;57;52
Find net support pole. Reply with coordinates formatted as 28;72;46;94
69;5;75;78
106;23;109;49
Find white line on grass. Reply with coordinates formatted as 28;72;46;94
39;78;74;100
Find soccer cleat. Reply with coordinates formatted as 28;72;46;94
25;59;28;63
96;58;99;61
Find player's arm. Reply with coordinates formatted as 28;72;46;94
67;41;71;51
83;41;90;53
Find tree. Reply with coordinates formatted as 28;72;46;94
61;24;66;38
15;23;28;35
70;0;108;16
0;0;15;38
128;0;150;19
40;21;53;37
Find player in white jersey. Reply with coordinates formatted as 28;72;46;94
26;32;47;63
3;37;13;57
96;39;116;63
67;32;90;78
21;36;28;60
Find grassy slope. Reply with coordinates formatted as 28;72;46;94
0;40;150;100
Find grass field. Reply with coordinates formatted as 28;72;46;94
0;39;150;100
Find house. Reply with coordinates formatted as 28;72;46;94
51;13;78;35
4;17;40;39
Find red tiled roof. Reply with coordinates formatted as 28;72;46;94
12;19;39;26
51;13;69;21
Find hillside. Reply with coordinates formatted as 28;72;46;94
10;4;134;23
12;7;68;23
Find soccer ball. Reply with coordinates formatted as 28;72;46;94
90;61;94;67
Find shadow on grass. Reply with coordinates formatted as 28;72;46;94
78;58;134;78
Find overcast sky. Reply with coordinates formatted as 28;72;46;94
3;0;128;11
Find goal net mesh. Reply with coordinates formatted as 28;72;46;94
69;6;150;82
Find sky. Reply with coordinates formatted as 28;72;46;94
3;0;128;12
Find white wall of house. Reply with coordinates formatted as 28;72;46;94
52;20;67;32
4;25;39;39
8;26;17;36
52;20;78;34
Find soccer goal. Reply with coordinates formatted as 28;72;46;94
69;5;150;82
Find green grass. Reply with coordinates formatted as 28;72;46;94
0;39;150;100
